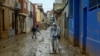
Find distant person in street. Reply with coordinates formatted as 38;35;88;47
32;26;37;39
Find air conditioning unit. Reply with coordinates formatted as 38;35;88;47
0;0;5;4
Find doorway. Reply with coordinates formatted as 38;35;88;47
82;7;87;53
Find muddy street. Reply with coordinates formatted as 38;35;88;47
0;28;85;56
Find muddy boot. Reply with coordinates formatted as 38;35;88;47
53;47;56;53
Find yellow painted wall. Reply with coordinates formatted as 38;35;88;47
0;0;10;39
35;5;41;23
8;0;16;29
0;0;15;40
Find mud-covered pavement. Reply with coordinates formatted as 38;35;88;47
0;28;86;56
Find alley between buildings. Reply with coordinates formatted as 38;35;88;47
0;27;86;56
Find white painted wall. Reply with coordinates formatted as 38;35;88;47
25;1;33;33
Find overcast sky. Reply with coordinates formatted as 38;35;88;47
29;0;54;12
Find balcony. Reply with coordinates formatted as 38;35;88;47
0;0;5;4
53;3;63;13
53;3;63;14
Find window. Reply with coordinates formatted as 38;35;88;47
68;0;73;17
89;0;100;11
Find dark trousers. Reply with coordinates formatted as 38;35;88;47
32;32;36;39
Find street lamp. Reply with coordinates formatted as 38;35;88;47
15;1;20;34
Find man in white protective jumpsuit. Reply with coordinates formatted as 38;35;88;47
50;23;59;53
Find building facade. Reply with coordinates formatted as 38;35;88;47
8;0;18;37
60;0;68;39
0;0;19;40
32;4;37;26
35;4;43;30
68;0;100;56
25;1;33;33
0;0;10;40
35;4;41;23
18;0;28;34
53;0;68;39
47;11;54;25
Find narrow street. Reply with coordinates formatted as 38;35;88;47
0;27;85;56
0;0;99;56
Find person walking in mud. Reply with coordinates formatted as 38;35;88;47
32;26;37;39
50;22;59;53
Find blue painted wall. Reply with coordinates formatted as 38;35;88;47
68;17;74;35
81;0;100;56
73;0;80;45
86;9;100;56
68;0;80;45
68;0;100;56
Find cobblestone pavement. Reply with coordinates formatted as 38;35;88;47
0;27;86;56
